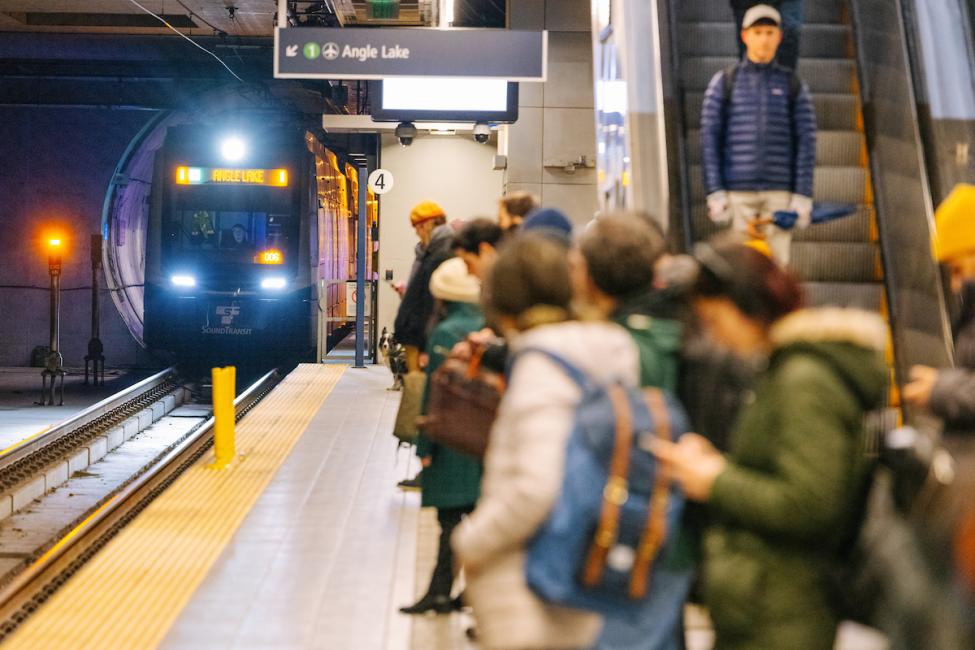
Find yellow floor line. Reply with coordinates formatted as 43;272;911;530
4;364;346;650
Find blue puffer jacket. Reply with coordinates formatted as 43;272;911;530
701;60;817;198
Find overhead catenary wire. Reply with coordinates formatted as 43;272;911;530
123;0;245;83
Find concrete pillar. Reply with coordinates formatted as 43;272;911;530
503;0;598;227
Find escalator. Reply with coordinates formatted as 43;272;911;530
677;0;881;310
668;0;953;386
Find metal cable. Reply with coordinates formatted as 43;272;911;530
123;0;244;82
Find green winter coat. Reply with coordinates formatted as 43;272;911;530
613;293;683;392
702;308;888;650
417;301;485;509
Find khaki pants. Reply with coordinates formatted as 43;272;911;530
404;345;421;373
728;190;793;265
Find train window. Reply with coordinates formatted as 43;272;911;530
176;209;293;262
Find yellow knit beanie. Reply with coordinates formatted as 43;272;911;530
934;184;975;262
409;201;446;226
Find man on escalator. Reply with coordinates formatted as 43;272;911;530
701;4;817;265
731;0;803;71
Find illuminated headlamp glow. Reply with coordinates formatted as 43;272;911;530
171;274;196;287
260;277;287;290
220;137;246;162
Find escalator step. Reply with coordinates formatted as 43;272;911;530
681;57;856;94
678;23;851;58
689;165;869;203
687;204;873;244
802;282;884;311
791;241;880;283
685;92;859;131
678;0;844;24
686;129;863;166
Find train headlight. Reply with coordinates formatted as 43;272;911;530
220;137;246;162
171;274;197;288
260;277;287;290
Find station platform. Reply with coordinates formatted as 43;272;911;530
0;367;155;450
1;363;889;649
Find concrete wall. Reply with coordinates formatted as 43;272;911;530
0;107;158;368
505;0;598;226
376;133;503;339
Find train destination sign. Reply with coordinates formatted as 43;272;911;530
175;167;290;187
274;27;547;81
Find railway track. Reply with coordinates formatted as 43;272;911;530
0;368;280;641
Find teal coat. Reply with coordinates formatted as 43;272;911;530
417;302;485;509
702;309;887;650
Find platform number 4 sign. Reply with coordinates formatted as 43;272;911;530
368;169;394;195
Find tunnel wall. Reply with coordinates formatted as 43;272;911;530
0;106;159;368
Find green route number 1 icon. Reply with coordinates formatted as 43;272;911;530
303;43;321;60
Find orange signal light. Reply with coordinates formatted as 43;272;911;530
256;249;284;265
270;168;289;187
176;166;188;184
48;238;62;248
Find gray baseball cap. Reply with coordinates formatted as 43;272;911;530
742;4;782;28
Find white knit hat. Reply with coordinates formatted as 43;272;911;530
430;258;480;304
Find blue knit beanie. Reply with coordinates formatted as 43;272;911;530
522;208;573;241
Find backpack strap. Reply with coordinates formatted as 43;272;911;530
581;384;635;588
628;388;674;598
721;63;738;105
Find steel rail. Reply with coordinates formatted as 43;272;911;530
0;368;280;641
0;367;176;470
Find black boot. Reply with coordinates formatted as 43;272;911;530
398;593;454;615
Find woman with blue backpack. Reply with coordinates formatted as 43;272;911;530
452;232;642;650
653;241;887;649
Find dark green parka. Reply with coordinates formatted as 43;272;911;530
416;301;485;509
702;308;887;650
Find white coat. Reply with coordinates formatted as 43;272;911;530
452;320;640;650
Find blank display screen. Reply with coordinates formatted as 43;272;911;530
381;78;510;112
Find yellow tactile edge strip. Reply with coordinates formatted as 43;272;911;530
4;363;346;650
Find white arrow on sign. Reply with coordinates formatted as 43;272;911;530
285;44;298;57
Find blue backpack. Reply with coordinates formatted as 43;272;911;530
520;348;689;616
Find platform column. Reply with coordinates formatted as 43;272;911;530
355;162;368;368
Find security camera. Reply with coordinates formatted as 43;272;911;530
473;122;491;144
395;121;417;146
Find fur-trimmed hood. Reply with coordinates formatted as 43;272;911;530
770;307;887;352
769;307;888;409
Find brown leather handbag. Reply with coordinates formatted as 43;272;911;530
418;347;505;458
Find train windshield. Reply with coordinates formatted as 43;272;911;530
168;185;297;267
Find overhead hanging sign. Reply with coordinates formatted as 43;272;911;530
274;27;547;81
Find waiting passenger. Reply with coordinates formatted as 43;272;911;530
497;191;539;232
652;241;886;650
400;258;484;615
701;4;816;264
904;184;975;441
573;213;691;650
731;1;803;70
452;233;639;650
454;218;504;280
522;207;574;245
394;201;454;372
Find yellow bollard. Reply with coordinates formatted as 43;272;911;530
208;366;236;470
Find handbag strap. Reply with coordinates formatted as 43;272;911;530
628;388;673;599
581;384;634;588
